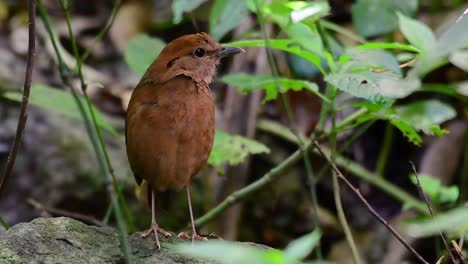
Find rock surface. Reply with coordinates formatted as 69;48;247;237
0;217;217;264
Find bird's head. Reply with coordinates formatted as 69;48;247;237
146;32;244;85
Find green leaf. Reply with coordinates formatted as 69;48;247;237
208;130;270;167
356;42;421;53
346;49;402;75
225;39;325;74
290;1;330;23
283;22;323;54
124;34;165;76
172;0;208;24
397;13;436;53
284;230;321;262
393;100;456;134
2;85;117;136
435;10;468;56
449;49;468;72
409;173;459;204
173;240;279;264
351;0;418;37
220;73;327;102
390;118;422;145
325;71;420;102
405;206;468;237
409;173;442;201
410;11;468;77
210;0;249;41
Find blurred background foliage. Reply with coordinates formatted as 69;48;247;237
0;0;467;263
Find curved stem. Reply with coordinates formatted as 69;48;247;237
0;0;36;198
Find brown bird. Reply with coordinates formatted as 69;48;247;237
125;33;243;249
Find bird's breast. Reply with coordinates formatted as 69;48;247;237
126;76;215;191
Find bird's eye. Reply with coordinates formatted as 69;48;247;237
193;48;206;57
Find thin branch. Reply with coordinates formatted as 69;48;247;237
27;198;108;227
252;0;325;258
58;0;135;232
80;0;121;63
0;0;36;197
195;138;315;227
257;120;428;214
38;3;132;262
314;141;429;264
410;162;455;263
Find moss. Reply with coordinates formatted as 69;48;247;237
0;217;218;264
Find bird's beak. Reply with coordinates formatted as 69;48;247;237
217;46;245;58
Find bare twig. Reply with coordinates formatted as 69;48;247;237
313;141;429;264
27;199;108;227
0;0;36;198
410;161;456;263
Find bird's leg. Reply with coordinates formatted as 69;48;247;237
178;185;208;242
142;189;171;249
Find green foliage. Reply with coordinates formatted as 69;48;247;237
172;0;208;24
325;71;420;102
208;130;270;168
1;85;117;136
174;230;322;264
449;49;468;72
409;174;459;205
124;34;165;76
351;0;418;37
220;73;326;102
355;100;455;145
226;39;324;73
209;0;248;40
409;10;468;76
405;206;468;237
397;13;436;53
393;100;456;136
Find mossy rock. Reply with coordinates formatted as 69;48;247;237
0;217;219;263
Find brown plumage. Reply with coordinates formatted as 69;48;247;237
125;33;243;249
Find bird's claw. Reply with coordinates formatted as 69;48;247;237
177;232;208;241
142;223;172;250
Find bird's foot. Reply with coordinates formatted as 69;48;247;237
142;223;171;249
178;231;208;242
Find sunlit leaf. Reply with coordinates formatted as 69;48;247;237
290;1;330;23
351;0;418;37
397;13;436;53
284;230;321;262
325;71;420;102
226;39;324;74
173;240;278;264
405;206;468;237
124;34;165;76
220;73;326;102
2;85;117;136
208;130;270;168
210;0;249;40
172;0;208;24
